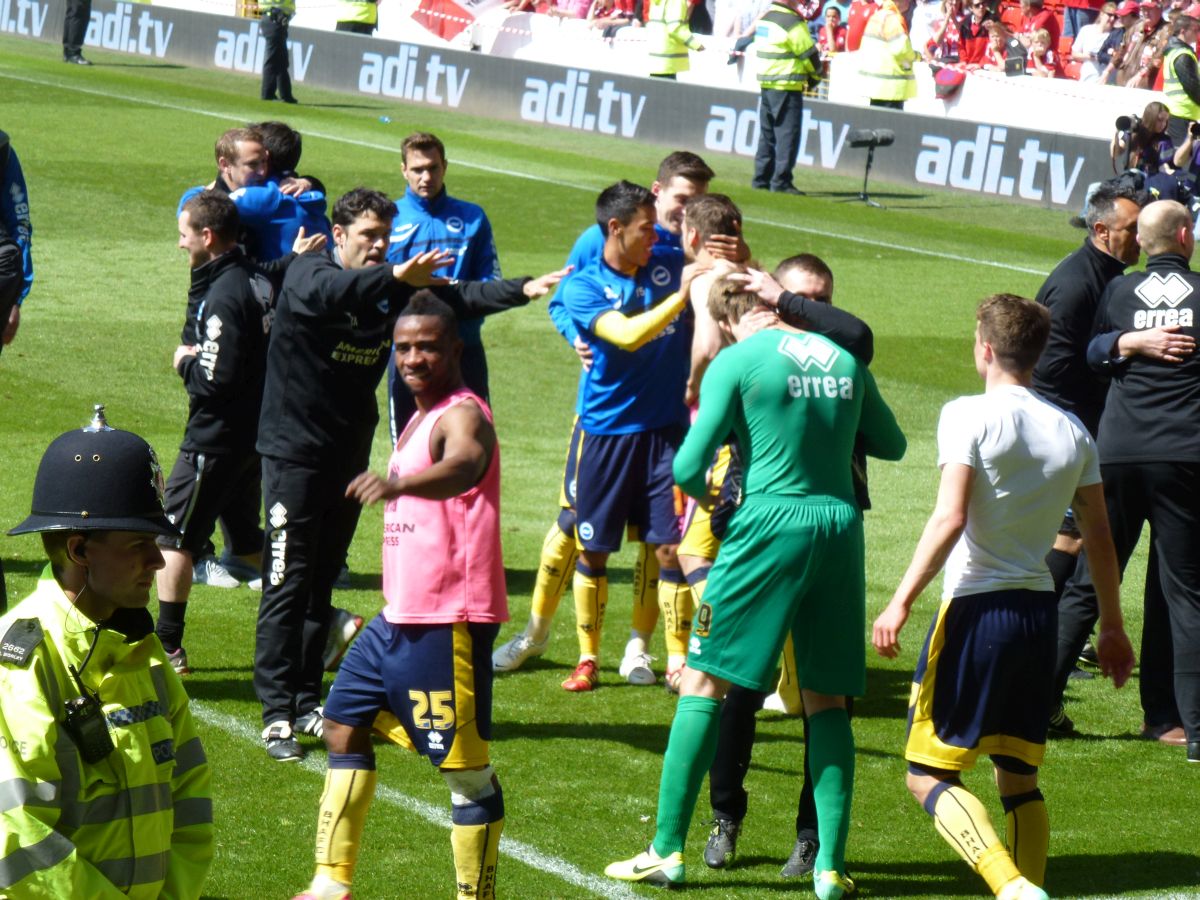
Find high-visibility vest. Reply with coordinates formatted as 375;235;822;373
339;0;378;25
647;0;702;76
0;573;213;899
858;0;919;101
754;2;821;91
259;0;296;16
1164;44;1200;121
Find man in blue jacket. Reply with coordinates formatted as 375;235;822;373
385;132;502;441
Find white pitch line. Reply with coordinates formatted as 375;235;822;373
190;702;640;900
0;67;1050;277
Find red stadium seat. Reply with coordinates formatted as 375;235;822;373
1058;35;1073;56
1063;58;1082;79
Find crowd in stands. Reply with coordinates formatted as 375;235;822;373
488;0;1200;89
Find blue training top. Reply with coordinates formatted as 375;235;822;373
386;187;499;344
560;249;690;435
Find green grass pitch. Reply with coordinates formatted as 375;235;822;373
0;33;1197;899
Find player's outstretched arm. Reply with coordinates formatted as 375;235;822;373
1071;481;1135;687
346;404;496;504
392;249;455;286
873;462;973;658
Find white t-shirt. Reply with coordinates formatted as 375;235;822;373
938;384;1101;598
1073;21;1109;82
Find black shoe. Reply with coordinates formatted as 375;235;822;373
1047;703;1077;737
703;817;740;869
751;182;771;191
63;55;92;65
262;720;304;762
1187;740;1200;763
780;835;817;878
1068;666;1095;681
771;185;806;196
282;96;299;104
1078;640;1100;669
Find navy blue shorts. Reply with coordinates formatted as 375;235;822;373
571;423;684;552
905;588;1056;772
324;614;500;768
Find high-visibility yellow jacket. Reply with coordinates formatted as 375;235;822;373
0;572;213;899
338;0;379;26
259;0;296;15
1164;42;1200;121
754;2;821;91
647;0;703;76
858;0;919;101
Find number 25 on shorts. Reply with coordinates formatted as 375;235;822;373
409;690;455;730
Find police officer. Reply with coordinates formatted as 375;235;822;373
337;0;380;33
751;0;821;194
259;0;297;103
0;410;213;896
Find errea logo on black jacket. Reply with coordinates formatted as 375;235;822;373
1134;272;1194;328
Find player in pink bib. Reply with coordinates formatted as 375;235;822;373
292;291;508;900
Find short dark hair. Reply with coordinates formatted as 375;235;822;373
1085;181;1144;230
655;151;715;189
976;293;1050;373
397;289;458;334
683;193;741;244
214;127;263;165
773;253;834;294
401;132;447;167
596;181;656;234
332;188;398;228
252;121;303;174
182;190;239;242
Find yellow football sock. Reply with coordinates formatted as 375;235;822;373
314;758;377;886
927;782;1020;895
451;819;504;900
630;542;660;635
573;563;607;659
658;568;693;659
1003;790;1048;886
530;522;578;624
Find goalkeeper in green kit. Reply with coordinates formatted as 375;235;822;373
606;268;906;900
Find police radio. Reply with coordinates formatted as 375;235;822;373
63;690;115;763
62;629;115;764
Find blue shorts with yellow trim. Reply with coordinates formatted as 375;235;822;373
572;423;684;552
324;614;499;769
905;588;1056;772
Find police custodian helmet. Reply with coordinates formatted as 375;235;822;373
8;407;178;538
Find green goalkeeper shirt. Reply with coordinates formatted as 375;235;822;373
675;328;906;503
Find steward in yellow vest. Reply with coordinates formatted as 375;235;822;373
647;0;705;78
859;0;919;108
751;0;821;193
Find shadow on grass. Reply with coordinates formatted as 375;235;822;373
96;62;186;69
496;719;672;754
840;850;1200;897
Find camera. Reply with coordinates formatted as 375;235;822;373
1115;114;1135;132
1190;121;1200;139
